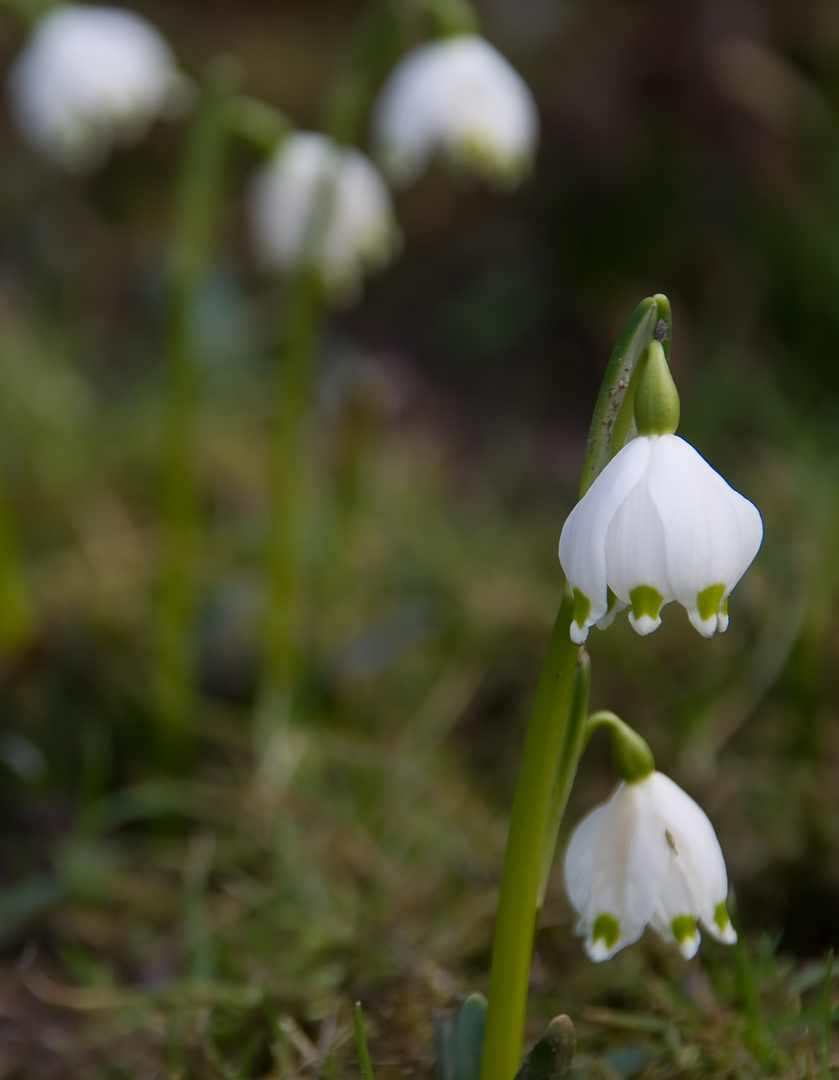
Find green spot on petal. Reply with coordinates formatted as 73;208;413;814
714;902;731;933
721;595;729;617
592;913;620;950
630;585;663;622
572;589;591;631
671;915;698;945
697;583;726;622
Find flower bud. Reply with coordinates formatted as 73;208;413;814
634;341;680;437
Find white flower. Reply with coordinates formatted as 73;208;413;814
564;771;736;962
559;434;763;644
371;35;539;188
7;4;190;173
248;132;400;302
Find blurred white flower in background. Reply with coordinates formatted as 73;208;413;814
564;770;737;962
559;434;763;644
248;131;400;303
7;4;191;172
372;34;539;188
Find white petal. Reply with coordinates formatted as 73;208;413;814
7;4;183;172
594;598;627;631
564;779;671;961
559;437;652;640
248;132;399;300
644;772;731;936
650;899;702;959
604;470;672;608
372;35;538;187
645;436;763;633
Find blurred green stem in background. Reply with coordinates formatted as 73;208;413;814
480;296;671;1080
421;0;480;37
0;0;54;27
0;0;52;655
254;262;325;774
254;0;412;773
154;62;236;767
0;472;32;652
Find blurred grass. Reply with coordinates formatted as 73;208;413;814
0;0;837;1076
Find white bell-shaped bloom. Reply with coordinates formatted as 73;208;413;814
564;771;736;962
372;35;539;188
559;434;763;644
248;132;400;302
7;4;190;172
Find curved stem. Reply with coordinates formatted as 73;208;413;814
480;591;580;1080
585;710;655;782
154;65;235;766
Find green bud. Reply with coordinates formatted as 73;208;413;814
634;341;680;436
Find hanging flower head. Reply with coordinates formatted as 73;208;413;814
559;342;763;643
372;35;539;188
248;132;400;303
564;770;736;962
7;4;191;173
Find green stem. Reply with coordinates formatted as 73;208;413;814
0;467;32;652
480;592;580;1080
584;710;655;783
0;0;54;26
254;264;325;752
537;649;590;907
421;0;481;36
154;64;235;766
481;294;672;1078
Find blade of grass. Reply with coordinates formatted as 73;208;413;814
354;1002;375;1080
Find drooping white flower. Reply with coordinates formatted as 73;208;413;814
564;771;736;962
248;132;400;302
558;434;763;644
7;4;191;173
372;35;539;188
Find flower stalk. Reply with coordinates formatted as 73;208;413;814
480;592;581;1080
480;297;669;1080
0;471;32;652
254;261;325;763
154;62;235;766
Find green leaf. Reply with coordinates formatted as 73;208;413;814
514;1015;576;1080
434;992;487;1080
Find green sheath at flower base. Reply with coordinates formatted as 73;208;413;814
578;294;671;497
634;341;680;437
